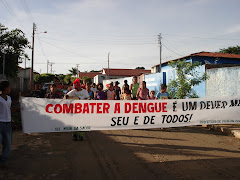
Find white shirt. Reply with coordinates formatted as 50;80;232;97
91;87;97;94
67;89;89;100
0;96;11;122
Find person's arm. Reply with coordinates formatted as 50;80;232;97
136;88;140;99
94;92;97;100
147;89;150;99
130;84;133;91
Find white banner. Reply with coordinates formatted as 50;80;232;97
20;96;240;133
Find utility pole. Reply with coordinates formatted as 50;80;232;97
47;60;49;73
30;23;36;90
49;62;54;74
158;33;162;73
76;64;79;78
24;57;26;78
108;52;110;79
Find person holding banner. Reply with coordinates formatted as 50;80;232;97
45;84;61;99
136;81;149;100
66;79;89;141
0;80;12;167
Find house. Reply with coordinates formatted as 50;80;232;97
17;67;39;91
94;68;151;84
148;51;240;97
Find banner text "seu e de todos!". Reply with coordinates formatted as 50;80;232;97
20;96;240;133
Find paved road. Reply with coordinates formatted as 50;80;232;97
1;127;240;179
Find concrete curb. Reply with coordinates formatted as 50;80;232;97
204;125;240;139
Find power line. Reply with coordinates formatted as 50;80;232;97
0;0;30;34
163;33;240;41
162;43;184;57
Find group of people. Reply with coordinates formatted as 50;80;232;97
45;76;171;101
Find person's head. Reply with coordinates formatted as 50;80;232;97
68;82;73;86
161;84;167;93
124;80;128;85
150;90;155;97
73;79;82;91
109;83;114;91
63;84;68;90
115;81;119;86
0;80;10;95
132;76;137;83
92;83;96;88
97;83;103;91
141;81;146;89
50;84;56;93
86;82;91;91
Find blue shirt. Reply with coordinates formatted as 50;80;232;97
156;91;170;99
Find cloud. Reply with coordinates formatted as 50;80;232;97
226;24;240;34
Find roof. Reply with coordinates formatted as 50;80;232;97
79;72;101;79
152;51;240;67
102;68;151;77
205;64;240;69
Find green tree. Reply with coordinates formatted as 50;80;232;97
40;73;55;83
69;67;78;77
0;24;30;77
64;74;72;84
55;74;65;84
82;76;92;84
219;45;240;54
168;59;208;99
135;67;145;69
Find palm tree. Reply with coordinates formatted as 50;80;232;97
69;67;78;77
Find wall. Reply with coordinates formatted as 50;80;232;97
206;66;240;97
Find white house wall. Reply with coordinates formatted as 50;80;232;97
206;66;240;97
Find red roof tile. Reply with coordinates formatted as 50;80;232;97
102;68;151;77
79;72;101;79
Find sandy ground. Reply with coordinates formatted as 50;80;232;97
1;126;240;180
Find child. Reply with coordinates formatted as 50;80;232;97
0;80;12;165
90;83;97;94
121;87;132;100
61;84;69;97
150;90;156;100
156;84;171;99
106;83;115;100
45;84;61;99
86;82;94;100
94;83;106;100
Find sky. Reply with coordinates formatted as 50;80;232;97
1;0;240;74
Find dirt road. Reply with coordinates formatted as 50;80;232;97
1;127;240;180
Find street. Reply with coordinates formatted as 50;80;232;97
1;127;240;180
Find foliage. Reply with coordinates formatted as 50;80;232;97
82;76;92;84
90;70;101;72
34;73;55;83
55;74;65;84
135;67;145;69
219;45;240;54
64;74;72;84
0;25;30;77
69;67;78;77
168;59;209;99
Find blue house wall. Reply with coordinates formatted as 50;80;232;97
147;56;240;98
